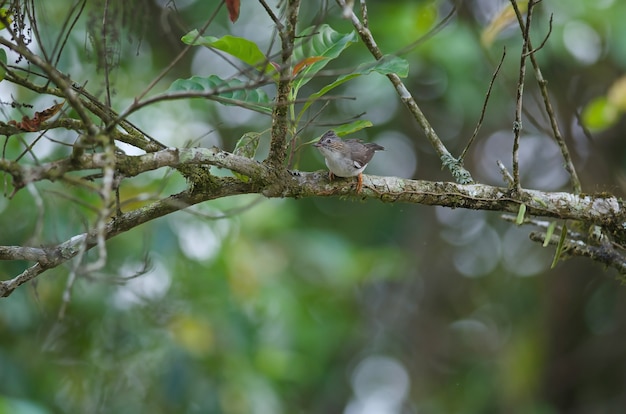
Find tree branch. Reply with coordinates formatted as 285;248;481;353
0;178;253;297
529;231;626;274
266;0;300;168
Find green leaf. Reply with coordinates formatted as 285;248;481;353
301;55;408;114
543;221;556;247
544;221;556;247
0;48;6;82
233;132;261;182
582;96;620;131
182;30;276;77
0;9;12;30
550;222;567;269
303;120;373;145
333;120;374;136
292;24;358;91
168;75;272;114
515;203;526;225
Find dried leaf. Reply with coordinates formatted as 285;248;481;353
8;102;64;132
226;0;240;23
293;56;327;76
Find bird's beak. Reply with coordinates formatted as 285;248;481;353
313;142;322;147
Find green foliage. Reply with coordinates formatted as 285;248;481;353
516;203;526;225
182;30;277;77
544;221;557;247
301;54;408;115
291;24;358;91
0;8;11;30
551;222;568;269
174;24;408;146
582;75;626;131
582;97;619;130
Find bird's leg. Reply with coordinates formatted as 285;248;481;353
356;173;363;193
328;171;335;181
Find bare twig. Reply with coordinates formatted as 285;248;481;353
523;13;552;57
497;160;515;188
82;135;116;273
51;0;88;68
101;0;112;108
510;0;535;194
460;48;506;162
509;4;580;193
528;17;582;193
258;0;284;30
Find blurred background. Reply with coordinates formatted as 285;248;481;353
2;0;626;413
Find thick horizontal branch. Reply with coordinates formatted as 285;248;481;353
2;152;626;296
2;147;625;232
283;172;626;232
0;147;273;191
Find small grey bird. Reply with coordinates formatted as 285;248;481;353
313;130;384;193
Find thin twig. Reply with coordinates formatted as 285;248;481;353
525;13;582;193
26;0;50;63
510;0;535;194
258;0;284;30
497;159;515;188
523;14;552;56
52;0;87;68
460;47;506;162
102;0;112;108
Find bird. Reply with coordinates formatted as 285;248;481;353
313;130;384;193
